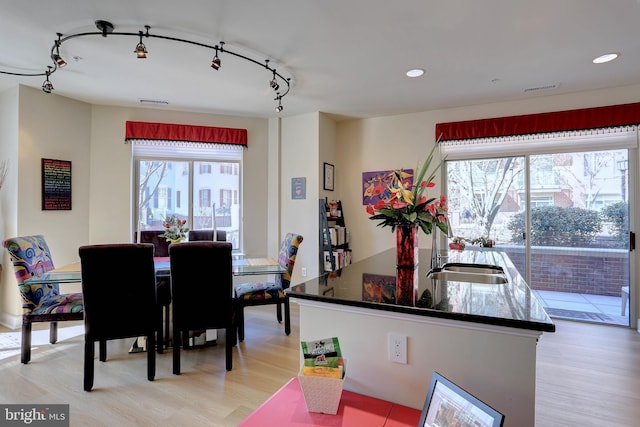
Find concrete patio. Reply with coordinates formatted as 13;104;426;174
534;290;629;327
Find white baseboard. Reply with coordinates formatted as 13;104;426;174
0;312;21;330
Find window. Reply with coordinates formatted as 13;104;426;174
158;186;169;210
135;157;242;250
199;189;211;207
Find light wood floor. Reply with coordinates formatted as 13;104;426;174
1;305;640;426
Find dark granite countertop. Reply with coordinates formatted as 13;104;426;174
287;248;555;333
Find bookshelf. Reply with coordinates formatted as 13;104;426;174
319;199;352;274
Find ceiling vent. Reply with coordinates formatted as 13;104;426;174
139;99;169;105
523;83;560;93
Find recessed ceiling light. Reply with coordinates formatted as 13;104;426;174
593;53;619;64
406;68;425;78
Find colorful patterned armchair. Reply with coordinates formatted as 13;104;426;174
2;235;84;364
233;233;303;342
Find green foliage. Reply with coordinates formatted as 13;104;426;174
507;206;602;246
601;201;629;241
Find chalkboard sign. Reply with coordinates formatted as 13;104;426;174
42;158;72;210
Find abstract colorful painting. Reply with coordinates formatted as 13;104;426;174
42;158;72;210
362;169;413;206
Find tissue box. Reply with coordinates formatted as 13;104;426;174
298;369;345;415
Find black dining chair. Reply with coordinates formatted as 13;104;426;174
169;241;235;373
188;229;227;242
134;230;171;352
79;243;158;391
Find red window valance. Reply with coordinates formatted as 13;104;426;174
125;121;247;147
436;102;640;141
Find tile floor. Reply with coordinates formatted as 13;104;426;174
533;289;629;326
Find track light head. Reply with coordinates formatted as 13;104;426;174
42;67;54;93
211;47;221;70
134;30;148;58
52;34;67;67
275;94;283;113
270;70;279;91
53;54;67;68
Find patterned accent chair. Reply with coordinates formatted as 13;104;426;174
233;233;303;342
2;235;84;364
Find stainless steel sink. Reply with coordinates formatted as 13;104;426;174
441;263;504;275
427;270;508;284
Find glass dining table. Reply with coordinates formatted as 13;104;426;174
23;254;285;285
22;253;284;350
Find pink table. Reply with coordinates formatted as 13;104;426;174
239;378;421;427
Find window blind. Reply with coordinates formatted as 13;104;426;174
131;139;242;161
439;126;638;160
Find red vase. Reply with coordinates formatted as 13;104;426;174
396;225;419;306
396;225;419;268
396;266;419;307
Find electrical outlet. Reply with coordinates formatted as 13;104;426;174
301;267;307;277
388;333;407;364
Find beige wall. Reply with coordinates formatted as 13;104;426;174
0;87;19;323
280;113;321;283
0;86;92;327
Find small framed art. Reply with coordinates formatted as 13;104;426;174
323;162;335;191
291;177;306;199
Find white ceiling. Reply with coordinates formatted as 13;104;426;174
1;0;639;120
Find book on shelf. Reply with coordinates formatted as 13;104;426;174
323;249;352;271
327;226;349;246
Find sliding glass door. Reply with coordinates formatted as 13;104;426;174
446;149;630;326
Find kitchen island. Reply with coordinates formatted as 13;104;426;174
288;248;554;427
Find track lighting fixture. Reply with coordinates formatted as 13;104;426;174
134;26;150;59
1;20;291;113
42;67;54;93
270;70;280;91
265;60;279;91
52;33;67;68
53;53;67;68
211;45;221;70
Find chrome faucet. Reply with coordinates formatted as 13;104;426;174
431;228;441;271
431;218;453;271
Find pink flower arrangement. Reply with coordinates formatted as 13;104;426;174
159;215;189;242
366;145;448;235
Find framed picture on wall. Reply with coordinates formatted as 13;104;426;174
324;162;335;191
291;177;306;199
42;158;72;210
